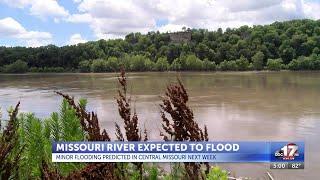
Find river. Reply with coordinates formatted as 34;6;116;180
0;71;319;179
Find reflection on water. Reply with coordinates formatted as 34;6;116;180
0;71;319;179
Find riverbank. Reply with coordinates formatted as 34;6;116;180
2;69;320;75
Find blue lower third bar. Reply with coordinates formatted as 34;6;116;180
52;141;304;163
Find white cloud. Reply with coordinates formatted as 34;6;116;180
0;0;69;20
68;33;87;45
65;0;319;40
0;17;52;47
29;0;69;19
66;13;92;23
158;24;187;33
303;1;320;19
0;0;30;8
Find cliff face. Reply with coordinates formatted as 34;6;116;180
169;32;191;43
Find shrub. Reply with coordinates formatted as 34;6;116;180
118;54;131;70
155;57;169;71
288;54;320;70
106;57;120;72
266;58;283;71
29;67;40;73
203;58;216;71
91;59;107;72
288;58;300;70
252;51;264;70
170;58;182;71
43;67;65;73
235;56;250;71
144;58;156;71
130;55;150;71
206;166;228;180
3;60;28;73
218;60;237;71
78;60;91;72
184;54;203;70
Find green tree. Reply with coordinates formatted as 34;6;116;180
155;57;169;71
130;55;153;71
235;56;250;71
170;58;182;71
203;58;216;71
78;60;91;72
218;60;237;71
3;60;28;73
184;55;203;70
106;57;119;72
252;51;264;70
266;58;283;71
91;59;107;72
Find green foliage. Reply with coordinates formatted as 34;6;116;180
91;59;107;72
266;58;283;71
252;51;265;70
155;57;169;71
288;54;320;70
16;99;86;178
2;60;28;73
163;163;185;180
130;55;154;71
78;60;91;72
106;57;120;72
218;60;237;71
235;56;250;71
170;58;182;71
18;113;50;178
184;54;203;70
148;165;159;180
206;166;228;180
203;58;216;71
29;67;65;73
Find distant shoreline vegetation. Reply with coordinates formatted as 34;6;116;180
1;19;320;73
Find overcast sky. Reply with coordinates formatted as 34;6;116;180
0;0;319;47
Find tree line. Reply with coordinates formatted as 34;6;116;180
0;19;320;73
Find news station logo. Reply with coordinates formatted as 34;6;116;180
274;143;299;160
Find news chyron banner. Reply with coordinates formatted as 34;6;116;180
52;141;304;169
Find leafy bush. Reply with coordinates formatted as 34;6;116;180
288;54;320;70
206;166;228;180
144;58;156;71
218;60;237;71
155;57;169;71
252;51;264;70
106;57;120;72
203;58;216;71
235;56;250;71
91;59;107;72
118;54;131;70
3;60;28;73
43;67;65;73
130;55;145;71
78;60;91;72
16;99;86;178
170;58;182;71
266;58;283;71
184;54;203;70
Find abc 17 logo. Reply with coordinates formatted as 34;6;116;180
274;143;299;160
